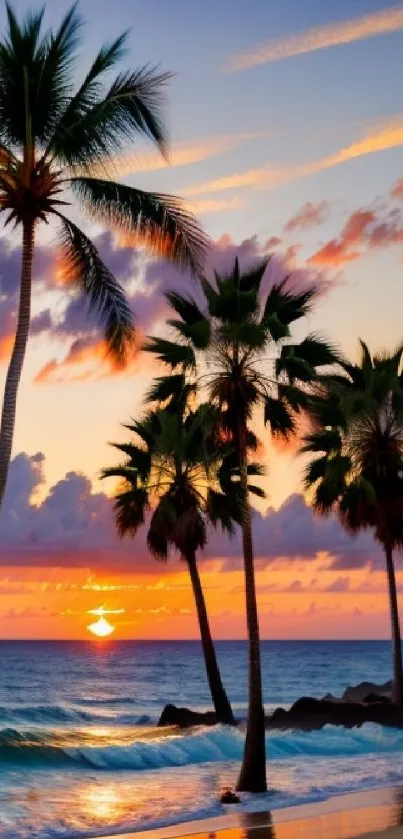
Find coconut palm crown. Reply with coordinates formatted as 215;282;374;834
144;257;338;792
102;401;265;725
303;340;403;706
0;3;207;509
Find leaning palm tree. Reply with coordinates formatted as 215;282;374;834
145;258;337;791
102;402;264;725
303;340;403;708
0;3;207;509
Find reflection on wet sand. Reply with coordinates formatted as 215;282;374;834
133;787;403;839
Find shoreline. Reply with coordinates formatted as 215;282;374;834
98;786;403;839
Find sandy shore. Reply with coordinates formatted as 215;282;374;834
100;786;403;839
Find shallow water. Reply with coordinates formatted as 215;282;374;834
0;640;400;838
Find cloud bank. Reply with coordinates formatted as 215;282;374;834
0;452;383;573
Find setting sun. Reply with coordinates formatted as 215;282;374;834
87;606;125;638
88;616;115;638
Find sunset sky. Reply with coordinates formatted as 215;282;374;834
2;0;403;640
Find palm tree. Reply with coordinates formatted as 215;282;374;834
303;340;403;708
102;402;264;725
145;258;337;791
0;3;207;510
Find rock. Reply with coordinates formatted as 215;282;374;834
159;689;402;733
364;692;392;704
342;681;392;702
158;704;217;728
220;789;240;804
266;694;402;731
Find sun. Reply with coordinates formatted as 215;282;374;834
87;606;124;638
88;616;115;638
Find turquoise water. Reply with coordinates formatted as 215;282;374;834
0;640;401;838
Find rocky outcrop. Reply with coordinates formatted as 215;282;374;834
341;680;392;702
267;695;399;731
158;692;402;731
158;704;218;728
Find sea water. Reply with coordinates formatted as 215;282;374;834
0;640;402;838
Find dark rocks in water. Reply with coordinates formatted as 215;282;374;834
158;704;218;728
364;692;392;704
267;695;400;731
342;681;392;702
220;788;240;804
159;687;401;732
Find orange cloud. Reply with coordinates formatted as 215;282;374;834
309;205;403;267
83;132;266;178
34;334;152;385
309;210;375;266
391;178;403;200
285;201;330;233
183;118;403;196
226;5;403;71
188;196;245;214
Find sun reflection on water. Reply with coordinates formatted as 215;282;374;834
80;784;125;824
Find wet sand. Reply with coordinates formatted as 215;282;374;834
100;786;403;839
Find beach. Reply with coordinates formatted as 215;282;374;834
99;788;403;839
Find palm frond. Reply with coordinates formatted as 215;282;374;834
147;496;176;560
303;455;329;488
313;478;339;515
34;4;82;141
0;4;46;144
277;383;310;412
276;347;313;383
264;312;290;342
358;339;373;371
263;280;316;326
206;488;236;534
301;429;342;455
145;374;188;405
57;213;134;361
167;318;210;349
114;486;148;537
100;464;138;483
165;291;206;325
264;395;296;438
294;333;339;368
144;337;196;369
111;442;151;481
50;62;169;165
71;177;208;272
239;258;269;293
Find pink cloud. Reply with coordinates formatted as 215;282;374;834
309;209;376;266
285;201;330;233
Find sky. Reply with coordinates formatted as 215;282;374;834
1;0;403;639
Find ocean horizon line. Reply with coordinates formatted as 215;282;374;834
0;637;395;643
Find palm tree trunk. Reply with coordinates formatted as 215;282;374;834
236;422;267;793
384;544;403;707
0;219;35;510
186;551;235;725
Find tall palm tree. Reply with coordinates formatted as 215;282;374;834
303;340;403;708
0;3;207;510
102;402;265;725
145;258;337;791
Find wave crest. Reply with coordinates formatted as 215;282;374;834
1;723;403;771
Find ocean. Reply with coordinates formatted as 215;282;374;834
1;639;402;839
